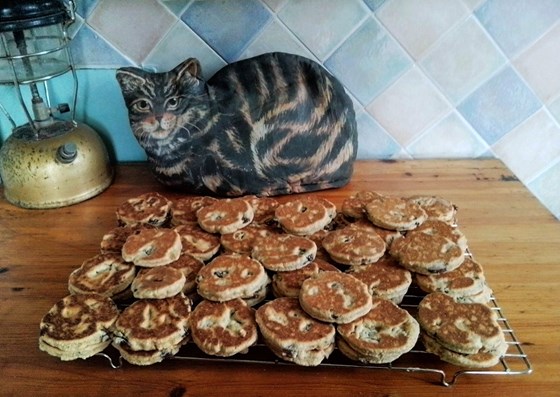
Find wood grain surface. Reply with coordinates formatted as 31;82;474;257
1;159;559;397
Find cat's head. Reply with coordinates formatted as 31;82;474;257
116;58;206;145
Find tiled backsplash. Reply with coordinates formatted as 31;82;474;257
0;0;559;219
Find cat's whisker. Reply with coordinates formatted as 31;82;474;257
181;121;203;135
133;126;151;143
174;118;204;138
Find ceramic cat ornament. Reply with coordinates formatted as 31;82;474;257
116;52;357;196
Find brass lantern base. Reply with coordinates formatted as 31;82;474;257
0;120;113;209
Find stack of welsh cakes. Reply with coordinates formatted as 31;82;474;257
38;190;506;370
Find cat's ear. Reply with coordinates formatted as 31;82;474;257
174;58;202;80
116;68;147;94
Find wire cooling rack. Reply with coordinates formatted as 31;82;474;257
98;283;532;387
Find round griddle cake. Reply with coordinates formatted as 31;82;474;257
170;196;217;226
189;298;258;357
418;292;505;355
39;338;112;361
415;256;487;298
420;331;508;368
116;192;171;227
365;195;427;231
322;227;386;266
337;297;419;364
341;191;383;219
299;272;372;324
407;195;457;224
197;198;254;234
112;293;191;351
68;253;135;297
255;297;335;366
346;219;402;248
414;220;468;251
122;228;182;267
196;254;269;302
220;224;276;255
244;195;279;224
131;266;186;299
166;254;204;294
389;224;466;275
272;258;340;298
252;234;317;271
112;337;184;366
346;255;411;303
274;196;336;235
100;225;153;254
39;293;119;360
175;225;221;261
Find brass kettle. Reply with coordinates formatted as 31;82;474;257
0;120;113;208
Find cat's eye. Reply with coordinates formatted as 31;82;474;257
132;99;152;112
165;96;181;110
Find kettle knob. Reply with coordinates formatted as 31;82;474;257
56;143;77;164
57;103;71;114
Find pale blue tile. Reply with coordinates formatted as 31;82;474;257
75;0;100;18
462;0;486;12
325;17;411;105
278;0;368;60
475;0;560;57
88;0;176;65
407;112;489;158
458;67;541;145
70;24;132;68
143;23;226;79
366;66;450;146
513;22;560;104
240;20;315;61
527;159;560;219
160;0;192;16
377;0;468;60
492;109;560;182
181;0;271;62
363;0;387;12
356;111;402;159
420;17;506;104
549;96;560;124
262;0;288;12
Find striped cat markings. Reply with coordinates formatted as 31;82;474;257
116;52;357;196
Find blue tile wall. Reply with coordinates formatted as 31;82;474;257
182;0;271;62
325;17;411;105
476;0;560;57
70;24;132;68
278;0;368;60
1;0;559;220
458;66;541;145
355;111;402;159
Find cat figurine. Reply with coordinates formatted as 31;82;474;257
116;52;357;196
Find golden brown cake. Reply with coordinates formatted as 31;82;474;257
299;272;372;324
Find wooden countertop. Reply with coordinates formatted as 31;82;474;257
1;159;559;396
